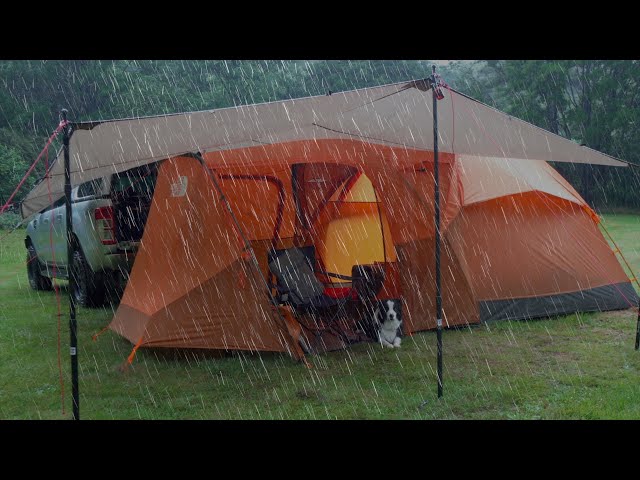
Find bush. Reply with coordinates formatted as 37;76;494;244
0;211;24;230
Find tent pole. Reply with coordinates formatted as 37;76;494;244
192;153;299;357
62;109;79;420
431;65;443;398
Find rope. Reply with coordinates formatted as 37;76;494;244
444;84;455;153
126;336;144;365
1;117;71;414
599;219;640;288
0;224;25;245
91;325;110;342
0;119;68;217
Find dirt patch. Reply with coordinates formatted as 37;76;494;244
602;308;638;320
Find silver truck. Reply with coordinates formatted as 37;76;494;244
25;164;157;307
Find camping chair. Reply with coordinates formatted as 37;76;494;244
268;246;362;343
268;246;395;344
267;246;351;311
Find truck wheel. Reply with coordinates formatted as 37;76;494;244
71;248;105;307
26;245;52;291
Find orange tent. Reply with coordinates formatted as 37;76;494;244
108;139;638;360
21;79;635;361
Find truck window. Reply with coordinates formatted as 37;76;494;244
110;163;158;244
111;165;157;198
77;178;104;198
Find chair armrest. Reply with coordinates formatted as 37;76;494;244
315;269;356;281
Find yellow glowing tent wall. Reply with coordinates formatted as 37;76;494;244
312;173;397;291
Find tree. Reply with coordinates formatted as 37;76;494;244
460;60;640;210
0;60;638;211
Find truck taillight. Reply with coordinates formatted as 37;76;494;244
95;206;116;245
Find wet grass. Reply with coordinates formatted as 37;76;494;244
1;213;639;420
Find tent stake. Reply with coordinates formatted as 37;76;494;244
62;109;79;420
431;65;443;398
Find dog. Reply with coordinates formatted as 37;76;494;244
373;299;403;348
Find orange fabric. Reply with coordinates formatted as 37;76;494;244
204;140;458;245
447;192;629;302
360;158;460;246
582;204;601;224
107;140;634;357
293;163;358;231
376;261;402;300
110;156;300;356
216;166;297;244
398;238;478;332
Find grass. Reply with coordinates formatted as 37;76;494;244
1;214;639;420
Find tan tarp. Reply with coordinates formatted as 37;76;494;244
21;80;626;218
457;155;585;206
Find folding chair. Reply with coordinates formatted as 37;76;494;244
268;246;345;310
268;246;360;345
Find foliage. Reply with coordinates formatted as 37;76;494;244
449;60;640;210
0;60;638;211
0;211;21;230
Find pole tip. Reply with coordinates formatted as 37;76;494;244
432;64;437;74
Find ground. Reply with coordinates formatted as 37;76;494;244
0;214;639;420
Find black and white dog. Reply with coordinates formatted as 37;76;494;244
372;299;403;348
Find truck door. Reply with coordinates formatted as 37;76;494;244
34;198;65;266
51;200;68;266
32;210;51;264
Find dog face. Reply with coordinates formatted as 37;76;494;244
381;299;402;331
375;299;402;348
358;298;403;346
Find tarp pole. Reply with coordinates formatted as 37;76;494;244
636;305;640;350
62;109;79;420
431;65;443;398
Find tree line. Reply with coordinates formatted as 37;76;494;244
1;60;638;217
448;60;640;210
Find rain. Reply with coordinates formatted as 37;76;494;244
0;60;639;420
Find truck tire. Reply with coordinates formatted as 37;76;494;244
71;247;106;307
26;245;52;291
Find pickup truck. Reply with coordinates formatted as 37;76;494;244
25;163;157;307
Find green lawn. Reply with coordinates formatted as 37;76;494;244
1;214;639;420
